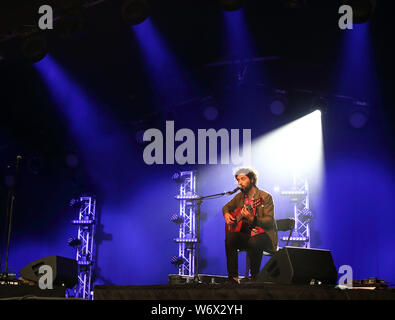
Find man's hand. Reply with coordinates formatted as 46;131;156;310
241;207;254;223
224;213;236;225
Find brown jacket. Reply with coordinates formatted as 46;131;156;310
222;188;278;251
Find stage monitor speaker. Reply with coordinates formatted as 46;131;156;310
20;255;78;288
257;246;337;285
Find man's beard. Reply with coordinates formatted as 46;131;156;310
241;182;253;194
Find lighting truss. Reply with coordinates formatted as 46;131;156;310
172;171;198;277
280;175;311;248
70;195;97;300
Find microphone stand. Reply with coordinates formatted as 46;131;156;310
0;156;22;281
191;188;239;284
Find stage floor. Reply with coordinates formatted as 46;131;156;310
94;278;395;300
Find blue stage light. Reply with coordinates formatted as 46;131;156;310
121;0;150;26
170;214;184;224
20;35;48;63
172;172;183;183
219;0;245;12
349;102;369;129
67;237;81;247
341;0;377;24
170;256;185;265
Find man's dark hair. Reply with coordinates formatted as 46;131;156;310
234;167;258;186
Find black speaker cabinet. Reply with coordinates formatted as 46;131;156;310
20;255;78;288
257;247;338;285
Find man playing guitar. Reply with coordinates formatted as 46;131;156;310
223;167;278;283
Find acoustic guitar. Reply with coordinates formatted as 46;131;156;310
225;197;265;236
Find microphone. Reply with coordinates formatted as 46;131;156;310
226;187;240;195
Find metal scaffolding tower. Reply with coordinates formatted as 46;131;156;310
70;195;97;300
171;171;199;277
280;175;312;248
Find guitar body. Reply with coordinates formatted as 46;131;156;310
225;207;244;236
225;197;265;237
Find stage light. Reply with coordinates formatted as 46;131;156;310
349;102;369;129
203;106;219;121
57;14;86;39
251;110;324;189
341;0;377;24
270;100;286;116
172;172;184;183
219;0;245;11
20;35;48;63
174;193;200;200
269;91;288;116
170;214;184;224
70;198;82;207
170;256;185;266
311;96;328;115
173;238;198;243
71;219;94;225
121;0;150;26
67;237;81;247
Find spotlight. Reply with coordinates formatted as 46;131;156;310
341;0;377;24
57;14;86;39
121;0;150;26
270;100;286;116
70;198;82;207
203;106;219;121
170;214;184;224
20;35;48;63
311;96;328;115
170;256;185;266
269;90;288;116
67;237;81;247
171;172;184;184
349;101;369;129
219;0;245;12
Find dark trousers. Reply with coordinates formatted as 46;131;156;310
225;231;273;278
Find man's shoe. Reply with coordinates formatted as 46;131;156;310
239;277;251;283
226;277;239;285
240;276;258;283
